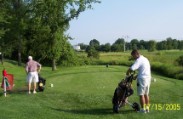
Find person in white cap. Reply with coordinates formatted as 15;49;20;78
25;56;41;94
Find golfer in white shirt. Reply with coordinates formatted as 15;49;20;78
126;49;151;113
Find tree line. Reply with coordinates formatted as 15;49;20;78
0;0;100;70
78;37;183;53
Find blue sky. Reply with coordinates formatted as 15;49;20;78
67;0;183;45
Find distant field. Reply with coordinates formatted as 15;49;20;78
0;62;182;119
99;50;183;64
80;50;183;79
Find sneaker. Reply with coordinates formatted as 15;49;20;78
33;91;37;94
28;91;31;94
138;109;146;114
146;106;150;113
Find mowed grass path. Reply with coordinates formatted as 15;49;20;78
0;62;182;119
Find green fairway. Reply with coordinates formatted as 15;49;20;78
0;62;182;119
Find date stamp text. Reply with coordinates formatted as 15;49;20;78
145;104;181;111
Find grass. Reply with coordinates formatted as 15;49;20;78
0;62;183;119
90;50;183;79
98;50;183;65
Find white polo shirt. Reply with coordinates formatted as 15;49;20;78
130;55;151;79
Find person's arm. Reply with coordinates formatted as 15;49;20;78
126;68;133;76
37;63;41;72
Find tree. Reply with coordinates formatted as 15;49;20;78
1;0;100;69
157;41;167;50
147;40;156;52
178;40;183;50
0;0;29;66
99;43;111;52
172;39;178;49
166;37;173;50
111;38;124;52
0;2;7;37
114;38;125;44
130;39;139;50
0;2;7;57
86;46;99;59
29;0;100;70
125;42;131;51
89;39;100;50
59;41;79;66
139;40;148;50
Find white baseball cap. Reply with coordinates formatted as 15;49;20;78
28;56;33;60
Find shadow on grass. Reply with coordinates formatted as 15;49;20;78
0;88;47;97
0;87;28;96
51;107;135;115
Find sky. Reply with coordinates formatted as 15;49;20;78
67;0;183;45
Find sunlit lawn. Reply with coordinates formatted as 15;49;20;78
0;62;182;119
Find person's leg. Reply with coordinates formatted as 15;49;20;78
33;82;37;93
144;81;150;112
144;95;149;105
138;95;146;113
33;72;38;94
27;73;32;94
140;95;145;109
28;83;31;94
144;95;150;112
137;82;146;113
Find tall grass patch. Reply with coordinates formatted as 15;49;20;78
81;50;183;80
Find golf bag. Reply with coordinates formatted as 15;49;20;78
38;74;46;92
112;72;140;113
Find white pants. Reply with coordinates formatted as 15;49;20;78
27;71;38;83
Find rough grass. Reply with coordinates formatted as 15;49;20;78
95;50;183;79
0;62;182;119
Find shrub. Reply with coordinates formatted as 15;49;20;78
151;62;182;79
175;73;183;80
175;55;183;67
86;46;99;59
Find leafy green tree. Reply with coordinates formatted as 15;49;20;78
139;40;148;50
29;0;100;70
166;37;173;50
147;40;156;52
89;39;100;50
130;39;139;50
0;2;7;56
114;38;125;44
1;0;30;65
99;43;111;52
172;39;178;49
125;42;131;51
111;38;124;52
59;41;79;66
86;46;99;59
178;40;183;50
0;3;7;37
1;0;100;69
158;40;168;50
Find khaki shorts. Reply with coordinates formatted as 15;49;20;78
27;71;39;83
137;78;151;95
